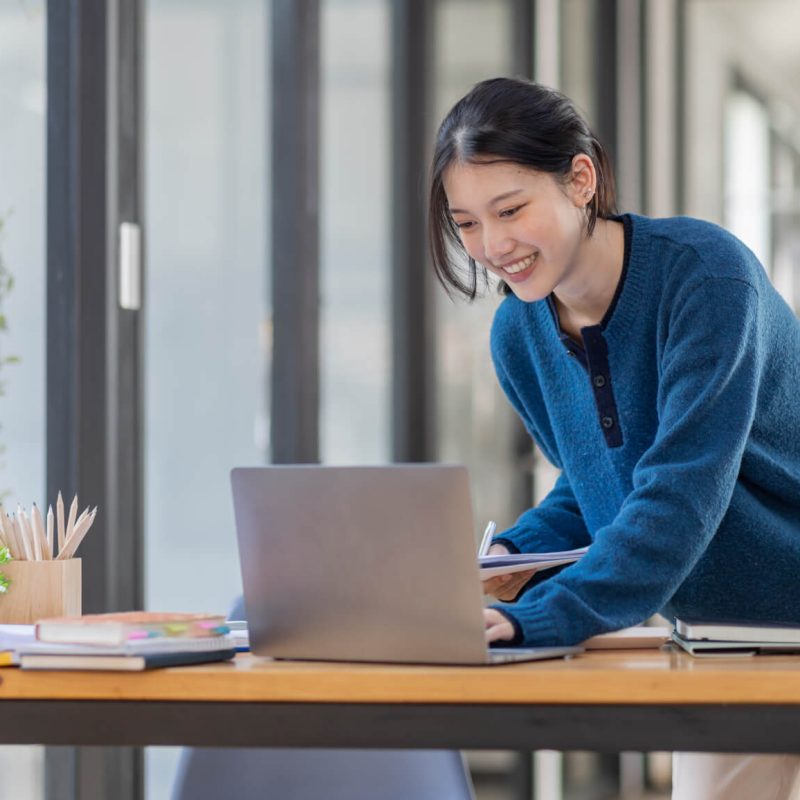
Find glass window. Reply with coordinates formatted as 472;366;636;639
434;0;521;535
724;89;771;269
143;0;269;796
0;0;46;796
0;3;46;510
771;139;800;314
320;0;391;464
560;0;596;120
687;2;800;315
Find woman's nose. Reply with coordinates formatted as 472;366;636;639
483;224;515;263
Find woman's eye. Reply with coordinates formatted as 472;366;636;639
499;206;522;218
454;220;474;230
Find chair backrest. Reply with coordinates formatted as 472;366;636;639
171;747;475;800
170;597;475;800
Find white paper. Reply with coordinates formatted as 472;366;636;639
0;624;36;651
478;546;588;579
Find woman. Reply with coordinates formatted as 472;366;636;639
429;77;800;800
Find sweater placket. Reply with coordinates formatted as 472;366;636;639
547;298;624;448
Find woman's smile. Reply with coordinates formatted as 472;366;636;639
495;251;538;281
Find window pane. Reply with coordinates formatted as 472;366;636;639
0;0;46;795
724;91;771;268
434;0;522;534
320;0;390;464
687;0;800;316
143;0;269;796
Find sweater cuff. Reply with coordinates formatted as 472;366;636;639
491;597;562;647
491;537;520;554
490;606;524;646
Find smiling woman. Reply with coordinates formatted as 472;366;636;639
429;78;616;301
428;76;800;800
442;159;625;333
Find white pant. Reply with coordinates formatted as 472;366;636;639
673;753;800;800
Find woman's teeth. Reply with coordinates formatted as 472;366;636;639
502;253;537;274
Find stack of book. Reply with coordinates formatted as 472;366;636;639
672;618;800;657
16;611;237;671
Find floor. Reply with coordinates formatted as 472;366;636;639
468;751;672;800
473;782;671;800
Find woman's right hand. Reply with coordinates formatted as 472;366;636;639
482;543;538;602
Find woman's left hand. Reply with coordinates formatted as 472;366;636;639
483;608;515;644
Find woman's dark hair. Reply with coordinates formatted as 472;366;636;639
428;77;617;300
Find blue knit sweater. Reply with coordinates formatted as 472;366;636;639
490;213;800;647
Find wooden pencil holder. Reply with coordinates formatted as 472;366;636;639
0;559;81;624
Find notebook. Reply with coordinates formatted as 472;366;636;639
18;629;236;670
672;618;800;656
582;626;671;650
231;465;582;666
675;618;800;644
35;611;228;646
479;547;588;579
20;648;236;671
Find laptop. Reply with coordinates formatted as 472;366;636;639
230;464;581;665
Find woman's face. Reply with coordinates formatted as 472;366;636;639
443;158;591;303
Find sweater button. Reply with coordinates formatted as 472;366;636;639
566;350;575;357
593;375;606;388
601;416;614;429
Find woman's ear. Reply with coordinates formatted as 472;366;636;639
568;153;596;208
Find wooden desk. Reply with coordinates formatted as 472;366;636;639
2;649;800;752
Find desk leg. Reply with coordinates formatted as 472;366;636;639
512;751;534;799
45;747;142;800
534;751;562;799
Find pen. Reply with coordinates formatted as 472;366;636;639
478;520;497;558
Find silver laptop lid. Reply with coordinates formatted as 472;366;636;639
231;464;490;664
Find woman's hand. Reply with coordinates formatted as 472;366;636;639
482;543;537;601
484;608;515;644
